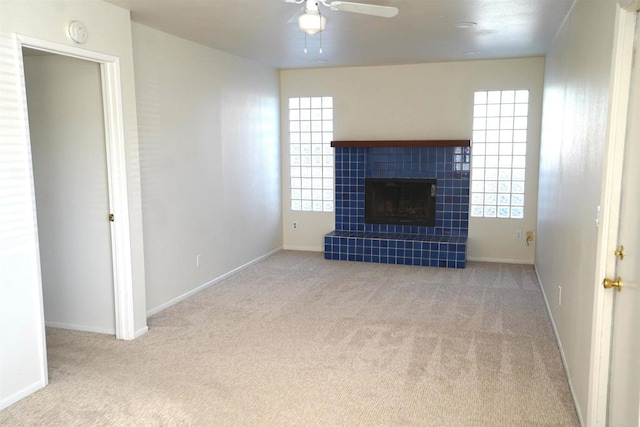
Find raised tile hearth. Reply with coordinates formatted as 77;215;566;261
324;140;470;268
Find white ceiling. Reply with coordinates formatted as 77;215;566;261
105;0;575;70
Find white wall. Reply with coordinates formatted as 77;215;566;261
536;0;618;422
131;24;282;313
24;53;116;334
0;0;146;409
280;58;544;263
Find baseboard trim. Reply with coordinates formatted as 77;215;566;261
146;247;283;317
0;379;46;411
44;321;115;335
282;245;323;252
467;256;534;264
534;266;584;426
134;326;149;338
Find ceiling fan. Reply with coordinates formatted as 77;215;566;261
285;0;399;35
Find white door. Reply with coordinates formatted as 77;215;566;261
606;14;640;425
23;50;116;334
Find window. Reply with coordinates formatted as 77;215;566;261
470;90;529;219
289;96;334;212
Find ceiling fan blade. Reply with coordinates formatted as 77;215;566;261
328;1;398;18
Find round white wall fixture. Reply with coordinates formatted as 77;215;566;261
68;21;88;44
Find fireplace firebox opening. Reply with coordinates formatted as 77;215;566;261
365;178;437;227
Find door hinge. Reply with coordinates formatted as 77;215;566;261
109;213;115;222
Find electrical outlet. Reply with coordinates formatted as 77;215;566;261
515;230;522;240
558;285;562;306
196;254;202;268
526;231;534;241
293;222;298;229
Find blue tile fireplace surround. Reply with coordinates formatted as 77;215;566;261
324;140;470;268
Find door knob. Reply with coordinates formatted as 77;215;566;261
603;277;623;292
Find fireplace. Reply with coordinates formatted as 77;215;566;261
365;178;436;226
325;140;470;268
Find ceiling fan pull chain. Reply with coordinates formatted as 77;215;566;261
304;32;308;53
319;17;323;54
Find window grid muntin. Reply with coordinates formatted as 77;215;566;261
289;96;334;212
471;90;528;219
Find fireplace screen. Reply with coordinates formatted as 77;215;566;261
365;178;437;226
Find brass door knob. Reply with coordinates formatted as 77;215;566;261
603;277;623;292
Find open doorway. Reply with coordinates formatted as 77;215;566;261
23;48;116;334
17;36;137;341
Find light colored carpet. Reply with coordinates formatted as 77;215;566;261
1;251;579;426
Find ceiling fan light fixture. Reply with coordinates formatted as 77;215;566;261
455;22;477;29
298;11;326;35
